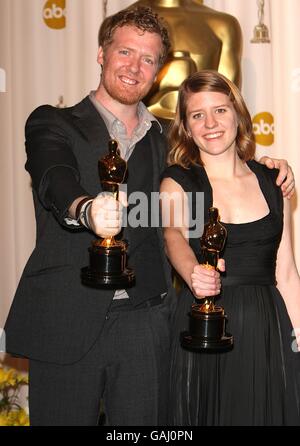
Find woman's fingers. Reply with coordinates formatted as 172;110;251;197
191;264;222;299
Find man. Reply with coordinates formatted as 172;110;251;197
3;6;294;426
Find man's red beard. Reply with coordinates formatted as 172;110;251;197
101;67;152;105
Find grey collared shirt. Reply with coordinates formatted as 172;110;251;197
89;90;162;161
89;91;162;299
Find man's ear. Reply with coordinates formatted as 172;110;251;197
97;46;104;65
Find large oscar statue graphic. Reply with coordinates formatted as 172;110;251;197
81;139;135;288
181;207;233;351
128;0;242;120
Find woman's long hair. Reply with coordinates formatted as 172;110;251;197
168;70;256;167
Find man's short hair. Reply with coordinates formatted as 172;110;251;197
98;6;171;68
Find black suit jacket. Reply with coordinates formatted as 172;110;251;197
4;96;174;364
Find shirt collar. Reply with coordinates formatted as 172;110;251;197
89;90;163;134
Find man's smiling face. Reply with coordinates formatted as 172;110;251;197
97;25;162;106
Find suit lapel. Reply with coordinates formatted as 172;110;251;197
71;96;110;154
148;125;164;193
123;128;161;254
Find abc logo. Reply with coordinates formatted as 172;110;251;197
43;0;66;29
252;112;274;146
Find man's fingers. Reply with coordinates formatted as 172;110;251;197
95;216;122;237
94;210;122;227
101;210;122;220
89;192;123;237
266;158;289;186
97;191;127;210
282;180;295;198
258;157;294;189
118;190;128;208
97;228;121;238
102;197;121;210
259;156;275;169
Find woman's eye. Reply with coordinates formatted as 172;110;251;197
216;108;226;114
119;50;129;55
193;113;204;119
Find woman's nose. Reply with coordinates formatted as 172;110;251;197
205;113;217;128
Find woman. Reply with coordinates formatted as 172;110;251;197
160;70;300;425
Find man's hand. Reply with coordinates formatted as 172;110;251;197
191;259;225;299
88;192;125;238
259;156;295;199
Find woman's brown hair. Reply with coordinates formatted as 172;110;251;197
168;70;256;167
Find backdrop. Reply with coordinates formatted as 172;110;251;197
1;0;299;336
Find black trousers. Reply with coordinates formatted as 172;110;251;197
28;300;171;426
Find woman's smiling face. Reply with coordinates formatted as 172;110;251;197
186;91;239;159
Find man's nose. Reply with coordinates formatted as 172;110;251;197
128;56;140;74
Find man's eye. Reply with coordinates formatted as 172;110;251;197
119;50;129;55
145;58;154;65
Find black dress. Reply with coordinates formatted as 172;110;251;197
162;160;300;426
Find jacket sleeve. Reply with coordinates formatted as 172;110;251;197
25;105;89;227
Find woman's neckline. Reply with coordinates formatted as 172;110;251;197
200;160;272;226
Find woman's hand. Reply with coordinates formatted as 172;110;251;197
191;259;225;299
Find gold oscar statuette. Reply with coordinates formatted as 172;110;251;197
81;140;135;288
181;207;233;351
